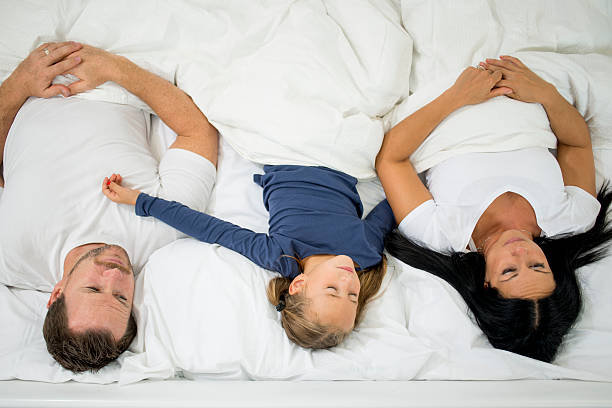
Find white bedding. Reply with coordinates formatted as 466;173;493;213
1;0;612;391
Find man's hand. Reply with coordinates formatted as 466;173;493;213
11;41;83;99
63;45;124;95
102;174;141;206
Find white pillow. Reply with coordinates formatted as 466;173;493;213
121;239;425;384
384;71;557;173
384;51;612;172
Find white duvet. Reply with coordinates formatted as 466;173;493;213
1;0;612;385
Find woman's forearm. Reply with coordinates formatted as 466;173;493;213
376;67;508;168
540;87;591;149
376;90;461;167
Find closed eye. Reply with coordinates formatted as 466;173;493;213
502;268;516;275
87;286;100;292
115;294;128;304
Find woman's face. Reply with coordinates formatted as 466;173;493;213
483;230;556;299
289;255;360;333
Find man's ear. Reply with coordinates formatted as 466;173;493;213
47;280;64;308
288;273;306;295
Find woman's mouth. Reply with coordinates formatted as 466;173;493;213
504;238;525;246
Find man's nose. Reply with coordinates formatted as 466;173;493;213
102;267;124;280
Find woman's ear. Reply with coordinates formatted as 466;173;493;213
484;281;490;289
288;274;306;295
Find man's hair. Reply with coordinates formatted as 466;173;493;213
42;294;137;373
385;183;612;362
266;257;387;349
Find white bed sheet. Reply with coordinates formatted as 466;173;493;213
2;133;611;385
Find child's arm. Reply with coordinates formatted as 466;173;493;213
103;174;287;273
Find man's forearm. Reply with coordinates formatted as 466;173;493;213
0;75;30;177
109;56;212;140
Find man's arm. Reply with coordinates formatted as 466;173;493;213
66;46;218;166
0;42;82;187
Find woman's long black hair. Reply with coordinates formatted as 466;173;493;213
385;183;612;362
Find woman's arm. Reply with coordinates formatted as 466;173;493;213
484;56;596;197
0;42;82;187
376;68;511;223
65;45;218;167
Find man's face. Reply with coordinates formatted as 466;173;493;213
48;245;135;340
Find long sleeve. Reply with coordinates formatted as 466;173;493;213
135;193;288;273
365;199;396;238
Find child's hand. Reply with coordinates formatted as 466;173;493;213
102;173;140;205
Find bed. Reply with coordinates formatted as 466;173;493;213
1;1;611;407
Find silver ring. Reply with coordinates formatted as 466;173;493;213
43;48;50;56
476;65;485;71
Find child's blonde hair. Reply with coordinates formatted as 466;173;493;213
266;256;387;349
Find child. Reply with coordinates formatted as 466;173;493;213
103;164;395;348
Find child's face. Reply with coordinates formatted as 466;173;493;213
291;255;360;333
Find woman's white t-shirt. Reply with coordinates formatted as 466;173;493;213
398;147;601;253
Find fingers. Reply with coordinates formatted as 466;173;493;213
485;56;523;73
102;177;113;198
109;173;122;185
41;84;70;98
490;70;503;83
489;86;513;98
500;55;525;68
67;79;91;95
49;55;82;78
46;41;82;64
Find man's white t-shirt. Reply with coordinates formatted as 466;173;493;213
0;97;215;291
398;147;601;253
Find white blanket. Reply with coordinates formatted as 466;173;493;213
0;0;412;180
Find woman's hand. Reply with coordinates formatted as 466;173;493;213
63;45;125;95
102;174;141;206
480;56;557;104
10;41;83;99
445;67;512;108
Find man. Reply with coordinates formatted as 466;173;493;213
0;42;218;372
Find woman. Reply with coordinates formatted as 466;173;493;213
376;56;612;362
73;49;395;349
